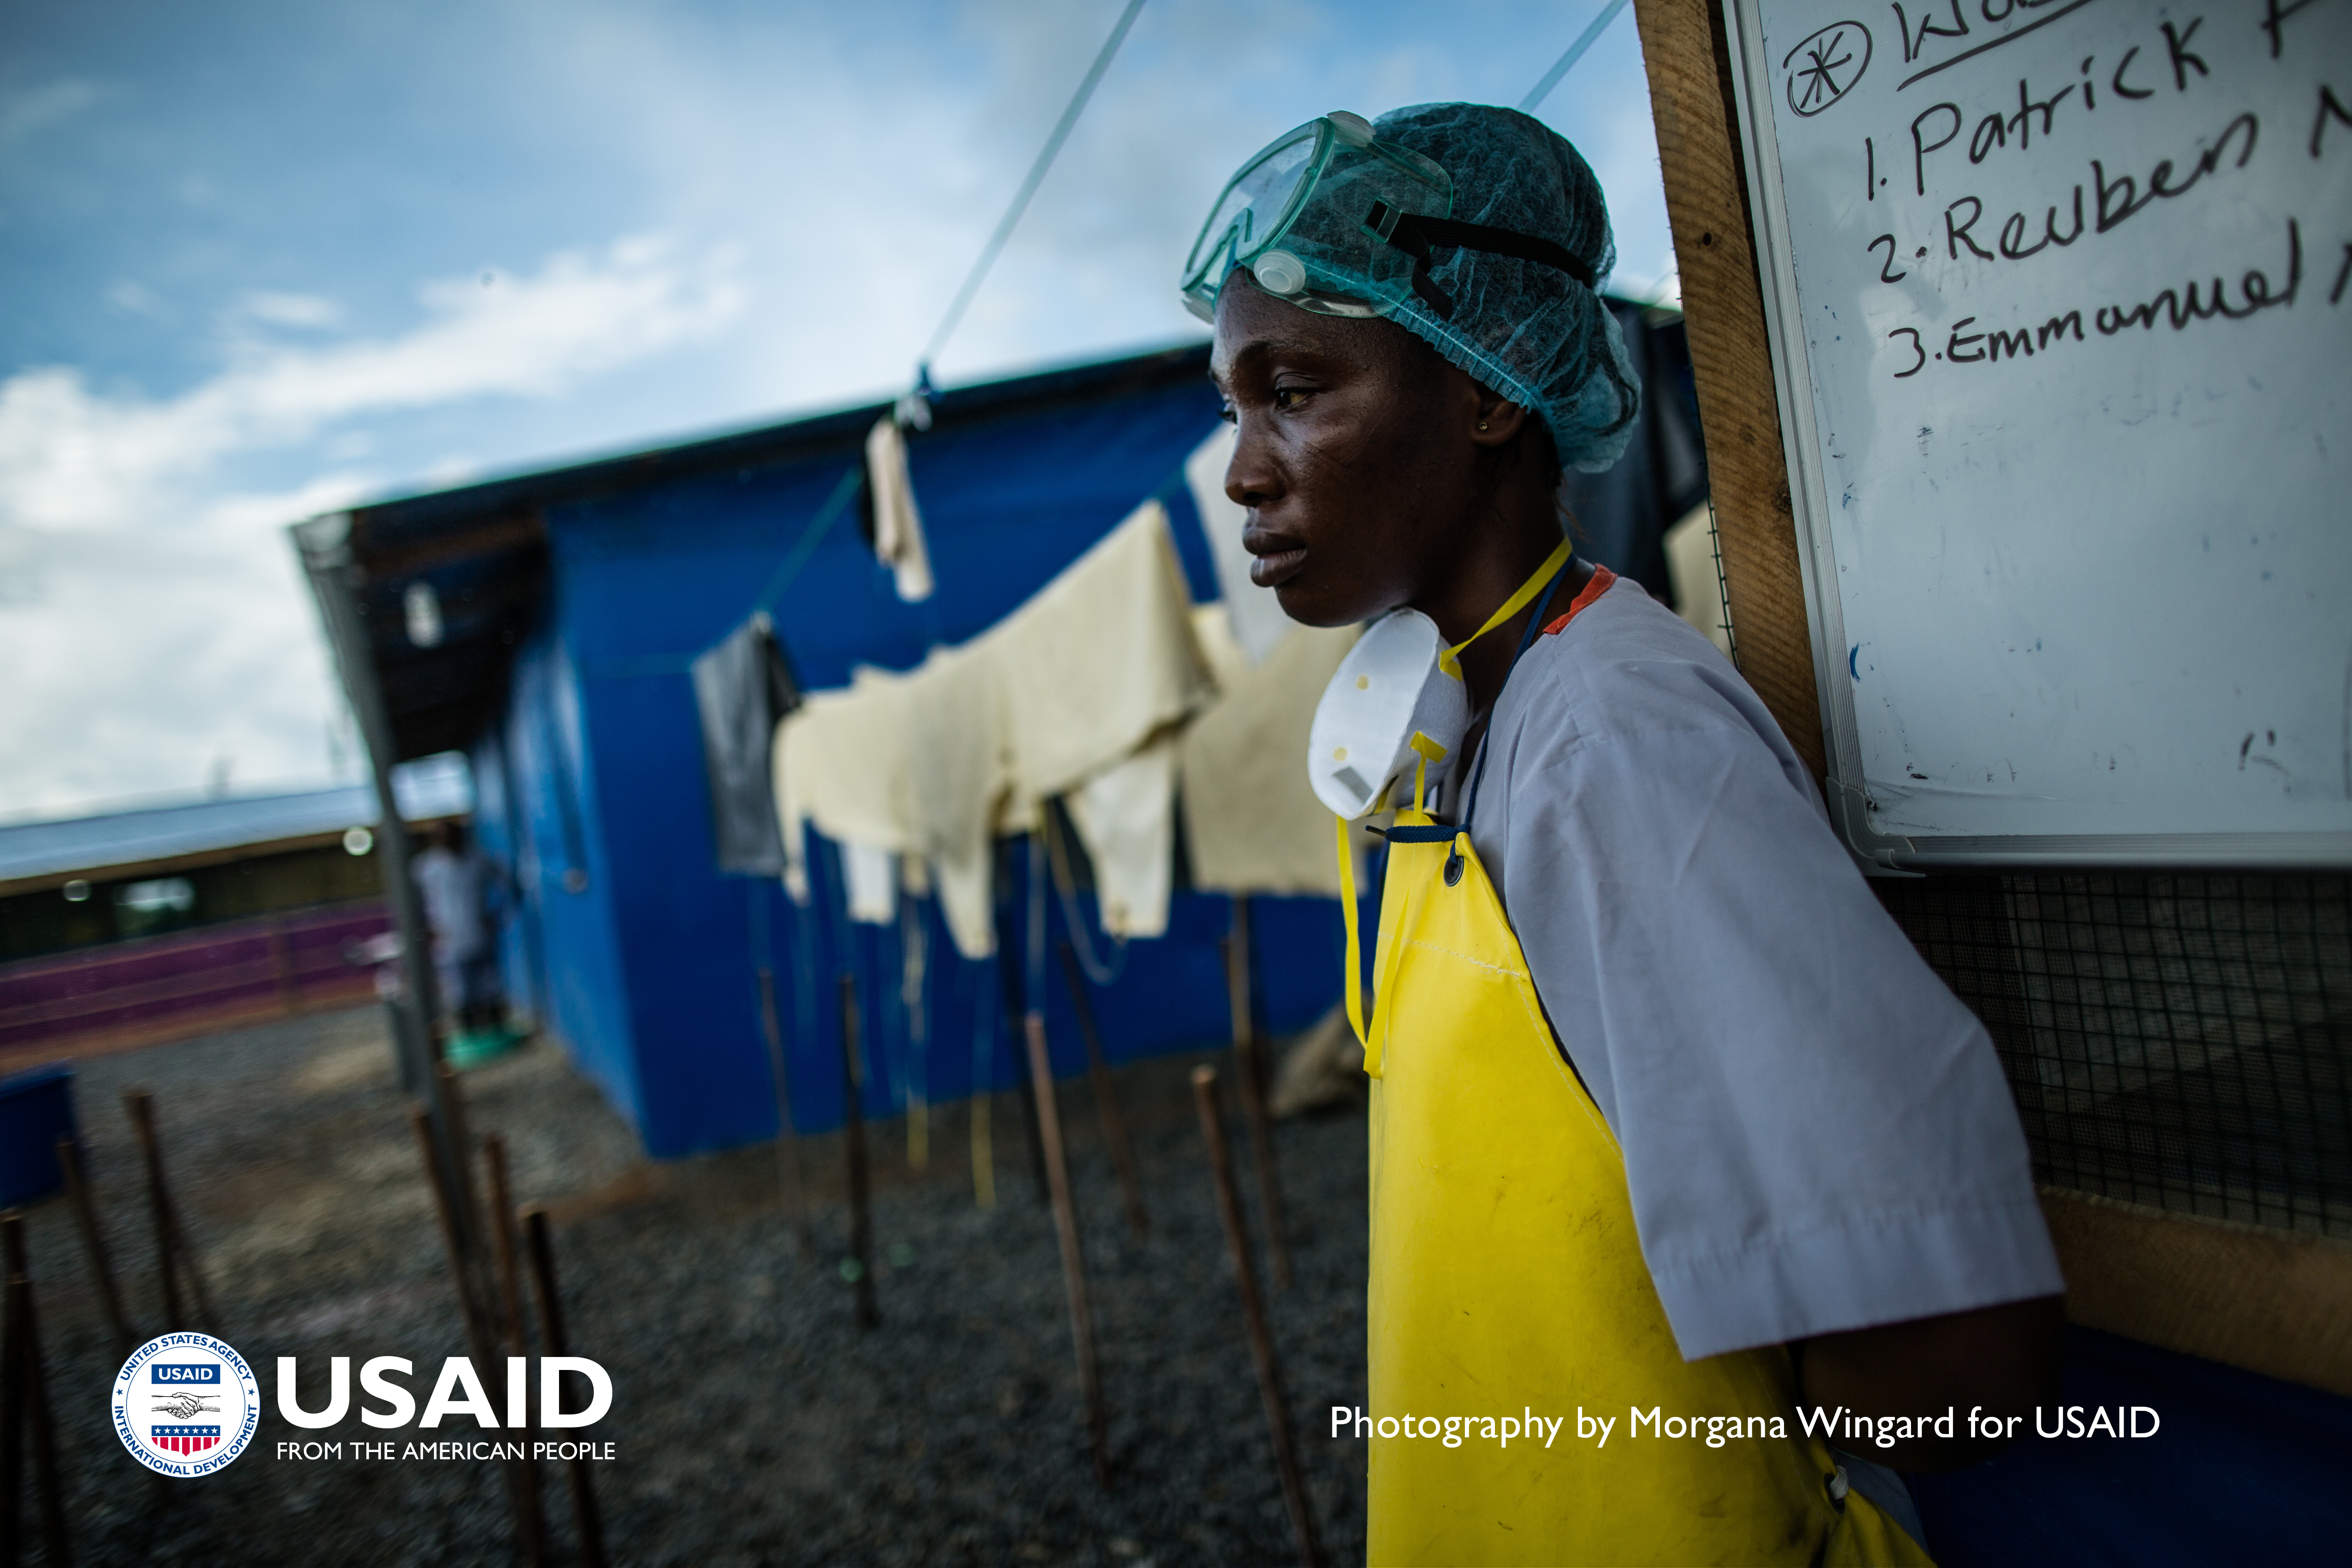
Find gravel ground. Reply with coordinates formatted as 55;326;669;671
9;1004;1370;1566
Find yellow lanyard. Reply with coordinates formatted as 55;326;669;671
1338;534;1576;1048
1434;535;1576;680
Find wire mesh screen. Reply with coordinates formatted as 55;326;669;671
1876;875;2352;1239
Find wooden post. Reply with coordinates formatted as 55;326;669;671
54;1137;136;1363
994;943;1051;1206
433;1062;501;1337
481;1137;531;1367
2;1216;72;1568
756;962;815;1259
1022;1010;1111;1487
481;1135;546;1568
1;1264;24;1568
1631;0;1825;777
969;1087;997;1211
837;973;880;1330
122;1089;180;1332
294;516;454;1097
1055;942;1148;1236
522;1207;608;1568
1222;917;1293;1290
900;895;932;1173
123;1087;216;1332
410;1105;494;1356
13;1279;70;1566
411;1109;540;1566
1191;1068;1321;1568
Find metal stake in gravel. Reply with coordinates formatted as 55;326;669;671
837;973;881;1330
408;1106;497;1371
522;1206;608;1568
756;960;815;1259
410;1109;542;1565
1021;1009;1111;1488
481;1134;548;1568
1221;913;1294;1290
1189;1069;1322;1568
2;1257;24;1568
122;1087;218;1333
1054;942;1148;1236
995;935;1052;1207
434;1063;508;1339
2;1216;73;1568
53;1136;136;1363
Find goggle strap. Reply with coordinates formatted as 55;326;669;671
1364;202;1599;321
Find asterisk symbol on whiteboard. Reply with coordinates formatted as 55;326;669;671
1794;30;1855;111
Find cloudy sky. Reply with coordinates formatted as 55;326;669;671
0;0;1674;821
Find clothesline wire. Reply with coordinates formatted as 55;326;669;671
1520;0;1630;112
918;0;1148;371
578;461;865;681
752;462;868;615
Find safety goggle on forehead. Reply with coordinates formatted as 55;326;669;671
1178;111;1595;324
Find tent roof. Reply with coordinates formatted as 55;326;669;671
293;341;1215;764
0;759;472;896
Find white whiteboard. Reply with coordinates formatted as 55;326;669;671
1726;0;2352;866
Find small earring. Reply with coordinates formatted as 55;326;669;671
1477;421;1489;431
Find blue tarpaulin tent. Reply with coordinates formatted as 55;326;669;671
305;344;1345;1158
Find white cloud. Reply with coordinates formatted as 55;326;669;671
0;235;745;815
237;291;344;330
0;233;742;538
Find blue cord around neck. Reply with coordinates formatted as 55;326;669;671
1456;555;1577;844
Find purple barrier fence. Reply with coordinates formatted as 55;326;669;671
0;900;392;1061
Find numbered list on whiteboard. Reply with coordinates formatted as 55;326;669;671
1750;0;2351;844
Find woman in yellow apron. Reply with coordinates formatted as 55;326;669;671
1183;104;2065;1564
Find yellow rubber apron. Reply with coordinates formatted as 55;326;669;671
1337;563;1932;1567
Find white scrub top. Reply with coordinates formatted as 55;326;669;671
1462;574;2064;1361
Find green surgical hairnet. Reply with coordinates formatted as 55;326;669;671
1368;104;1640;475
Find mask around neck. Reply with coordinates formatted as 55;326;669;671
1307;608;1470;818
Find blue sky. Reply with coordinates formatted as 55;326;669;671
0;0;1674;819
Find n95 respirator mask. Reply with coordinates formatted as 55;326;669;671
1307;608;1469;818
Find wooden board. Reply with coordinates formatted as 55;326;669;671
2045;1189;2352;1399
1635;0;1827;781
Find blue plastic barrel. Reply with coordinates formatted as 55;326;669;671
0;1064;77;1209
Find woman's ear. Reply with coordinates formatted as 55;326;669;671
1468;390;1530;449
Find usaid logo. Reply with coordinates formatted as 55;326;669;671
113;1334;261;1477
276;1355;614;1430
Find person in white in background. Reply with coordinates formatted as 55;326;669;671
410;820;503;1033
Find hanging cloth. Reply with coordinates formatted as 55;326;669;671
902;638;1010;960
689;612;803;875
772;662;918;904
842;842;899;925
773;501;1208;956
1063;735;1178;940
1179;623;1359;895
866;414;936;603
991;499;1214;818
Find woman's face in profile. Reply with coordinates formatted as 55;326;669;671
1209;272;1486;629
